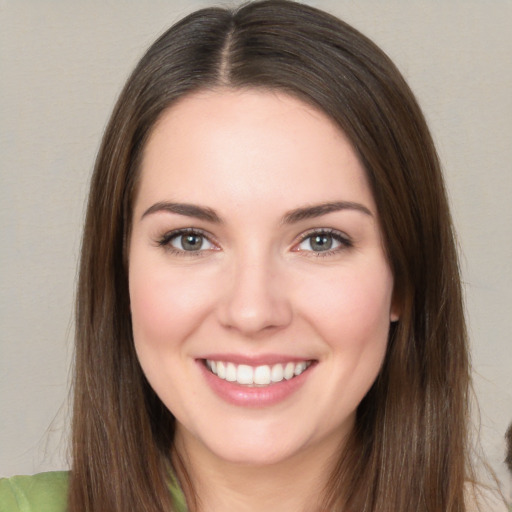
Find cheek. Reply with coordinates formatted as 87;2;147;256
296;261;394;351
129;259;219;349
296;264;393;415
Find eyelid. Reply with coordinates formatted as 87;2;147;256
292;228;352;255
157;227;219;255
156;227;351;257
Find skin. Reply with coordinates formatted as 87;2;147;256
129;88;398;511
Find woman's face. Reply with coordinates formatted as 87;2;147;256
129;89;398;466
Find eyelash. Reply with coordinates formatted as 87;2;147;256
295;228;353;257
157;228;217;257
156;228;352;257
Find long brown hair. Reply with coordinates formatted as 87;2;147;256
70;1;472;510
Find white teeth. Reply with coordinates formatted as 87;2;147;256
217;361;226;379
254;365;271;385
294;362;307;376
237;364;254;385
284;362;295;380
205;359;311;387
271;363;284;382
226;362;237;382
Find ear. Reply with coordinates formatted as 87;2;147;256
390;291;401;322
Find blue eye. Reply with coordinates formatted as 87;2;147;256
159;229;215;253
297;230;351;253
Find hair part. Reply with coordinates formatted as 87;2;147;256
70;1;473;510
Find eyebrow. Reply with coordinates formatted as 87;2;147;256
141;200;372;224
141;202;222;223
282;201;373;224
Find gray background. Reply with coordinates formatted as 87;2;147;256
1;0;511;503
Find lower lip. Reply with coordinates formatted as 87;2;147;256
198;361;315;407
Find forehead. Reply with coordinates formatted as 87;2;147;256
136;88;375;218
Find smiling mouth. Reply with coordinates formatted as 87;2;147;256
203;359;313;387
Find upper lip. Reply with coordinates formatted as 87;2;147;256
198;353;316;366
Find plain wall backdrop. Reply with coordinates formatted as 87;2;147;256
1;0;511;501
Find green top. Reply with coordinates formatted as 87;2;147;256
0;471;187;512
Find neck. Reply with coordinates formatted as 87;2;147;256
173;429;346;512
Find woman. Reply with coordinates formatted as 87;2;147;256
0;1;500;510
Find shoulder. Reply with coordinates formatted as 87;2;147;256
0;472;69;512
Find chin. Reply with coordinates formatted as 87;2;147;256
208;439;303;467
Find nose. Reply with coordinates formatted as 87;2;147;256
216;251;293;337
